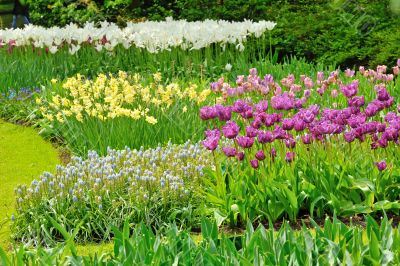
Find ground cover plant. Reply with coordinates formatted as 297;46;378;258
11;141;211;245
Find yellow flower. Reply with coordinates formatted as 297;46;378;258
35;98;42;104
76;113;83;122
130;109;141;120
44;114;54;121
153;72;162;83
63;110;72;117
56;112;64;123
151;98;162;106
39;106;47;113
42;72;210;124
145;116;157;124
52;95;61;107
51;79;58;84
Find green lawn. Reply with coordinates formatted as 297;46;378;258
0;120;114;257
0;120;60;250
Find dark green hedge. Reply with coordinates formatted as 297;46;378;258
19;0;400;68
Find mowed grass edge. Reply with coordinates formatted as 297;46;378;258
0;120;60;250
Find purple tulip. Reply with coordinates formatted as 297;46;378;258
285;151;295;163
249;68;258;76
255;100;269;113
378;136;388;148
371;142;378;150
222;147;237;157
200;106;218;120
365;102;380;117
250;159;259;169
204;128;219;138
284;138;296;149
258;130;275;143
246;126;258;138
251;117;263;129
270;147;277;158
282;119;295;130
383;127;399;141
237;136;254;148
302;109;316;123
344;131;356;143
222;121;240;139
236;152;245;161
304;89;311;98
232;99;251;113
385;112;397;123
375;160;387;171
383;97;394;108
376;86;390;101
293;119;307;132
290;84;302;93
348;96;365;108
241;109;254;119
271;93;295;110
215;105;232;121
264;114;278;127
347;114;366;128
293;98;303;109
274;126;287;140
377;123;386;132
302;134;312;144
340;80;358;98
203;135;220;151
255;150;266;161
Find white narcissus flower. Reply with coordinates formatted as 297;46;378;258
49;46;58;54
225;63;232;72
0;19;276;54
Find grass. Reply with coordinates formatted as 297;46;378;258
0;119;114;257
0;120;59;250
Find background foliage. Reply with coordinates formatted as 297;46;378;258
9;0;397;68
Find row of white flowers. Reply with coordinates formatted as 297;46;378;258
0;18;276;54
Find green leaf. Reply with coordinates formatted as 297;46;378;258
214;209;227;227
0;246;11;266
369;230;381;261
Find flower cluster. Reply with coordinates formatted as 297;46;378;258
209;62;399;102
0;87;40;101
0;18;276;54
37;71;211;124
201;66;399;170
14;140;211;217
359;61;400;82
